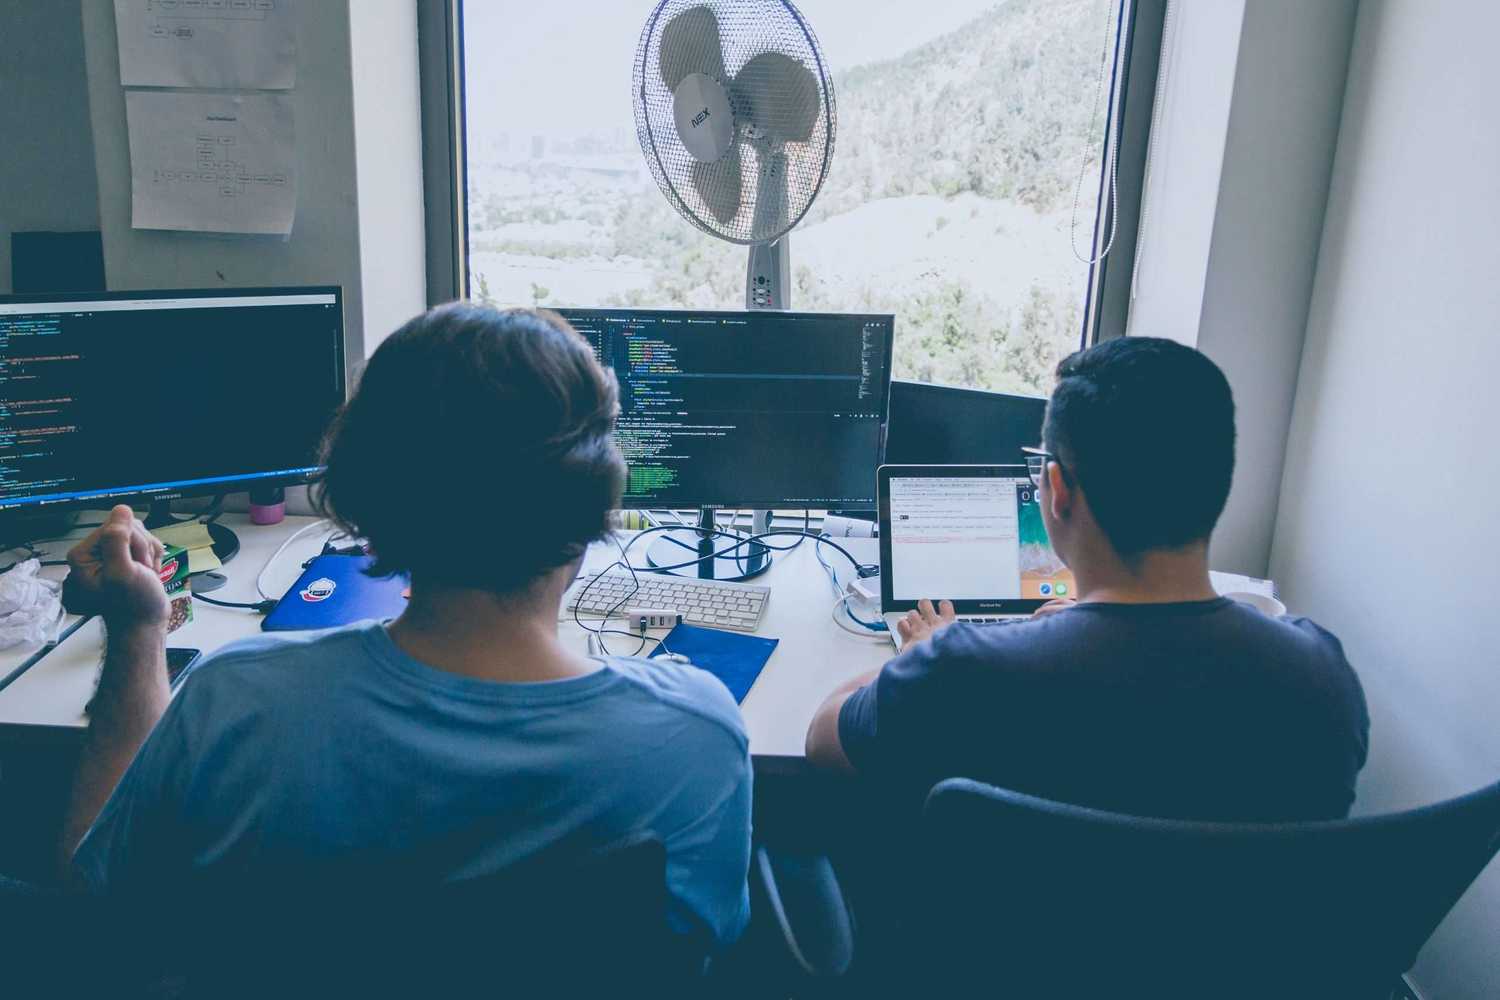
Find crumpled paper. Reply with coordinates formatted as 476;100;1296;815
0;558;64;649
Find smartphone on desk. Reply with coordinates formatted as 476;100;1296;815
167;647;203;690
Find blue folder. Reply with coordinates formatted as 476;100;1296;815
648;623;779;703
262;554;411;632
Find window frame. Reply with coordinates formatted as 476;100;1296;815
417;0;1168;349
1085;0;1169;344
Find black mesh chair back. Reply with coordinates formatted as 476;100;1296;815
918;777;1500;999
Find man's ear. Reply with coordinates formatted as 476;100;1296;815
1047;461;1073;521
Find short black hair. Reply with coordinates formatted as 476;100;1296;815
1042;337;1235;558
314;304;625;593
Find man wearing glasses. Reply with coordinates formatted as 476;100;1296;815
805;337;1368;825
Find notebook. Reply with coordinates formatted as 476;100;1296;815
648;623;778;703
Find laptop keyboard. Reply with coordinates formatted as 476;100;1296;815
955;617;1028;626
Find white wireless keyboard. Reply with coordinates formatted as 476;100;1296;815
566;568;771;632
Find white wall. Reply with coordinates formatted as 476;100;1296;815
1128;0;1358;577
1270;2;1500;997
0;0;100;295
1126;0;1245;347
349;0;428;349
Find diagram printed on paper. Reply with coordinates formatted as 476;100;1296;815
125;91;297;235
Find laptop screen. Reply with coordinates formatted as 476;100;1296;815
879;466;1075;612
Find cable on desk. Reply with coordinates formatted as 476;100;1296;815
193;593;278;614
617;524;873;578
830;595;889;640
816;533;887;635
813;534;845;599
570;524;876;656
255;519;332;600
572;531;653;657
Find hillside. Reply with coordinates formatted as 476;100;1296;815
810;0;1106;222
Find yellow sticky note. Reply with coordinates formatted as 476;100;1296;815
186;546;222;575
151;521;216;552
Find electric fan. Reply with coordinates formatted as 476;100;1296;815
633;0;837;310
631;0;838;580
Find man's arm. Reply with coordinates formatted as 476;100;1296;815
57;506;170;881
804;599;955;772
805;669;876;772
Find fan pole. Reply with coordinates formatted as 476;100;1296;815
746;236;791;311
744;236;790;568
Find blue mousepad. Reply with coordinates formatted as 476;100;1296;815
648;624;778;703
262;554;410;631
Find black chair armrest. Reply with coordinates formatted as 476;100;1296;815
752;845;856;980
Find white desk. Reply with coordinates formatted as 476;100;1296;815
0;515;891;761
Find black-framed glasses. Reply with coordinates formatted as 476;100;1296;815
1021;446;1066;490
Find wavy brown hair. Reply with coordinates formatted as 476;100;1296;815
314;304;625;594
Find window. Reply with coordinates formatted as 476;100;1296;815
450;0;1152;397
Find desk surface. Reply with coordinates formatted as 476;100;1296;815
0;516;891;759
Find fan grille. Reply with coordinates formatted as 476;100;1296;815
634;0;837;246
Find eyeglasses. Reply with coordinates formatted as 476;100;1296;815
1021;446;1067;490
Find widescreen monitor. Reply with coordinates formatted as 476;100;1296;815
0;287;345;513
558;308;895;510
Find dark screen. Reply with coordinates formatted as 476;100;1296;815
558;309;893;508
0;290;344;510
885;381;1047;465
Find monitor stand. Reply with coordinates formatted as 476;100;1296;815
143;500;240;566
644;507;772;582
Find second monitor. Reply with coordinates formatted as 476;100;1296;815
559;308;894;511
558;307;894;580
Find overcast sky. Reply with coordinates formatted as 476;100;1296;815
463;1;1004;137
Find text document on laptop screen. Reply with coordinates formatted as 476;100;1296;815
888;476;1023;601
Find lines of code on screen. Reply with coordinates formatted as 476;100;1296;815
560;310;892;508
0;298;343;510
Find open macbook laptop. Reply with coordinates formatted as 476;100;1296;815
878;465;1076;651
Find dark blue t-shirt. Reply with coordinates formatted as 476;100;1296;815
839;599;1368;821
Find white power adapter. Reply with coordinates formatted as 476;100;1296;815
846;575;881;605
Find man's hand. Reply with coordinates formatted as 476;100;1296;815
1032;598;1078;619
63;505;169;628
896;598;956;650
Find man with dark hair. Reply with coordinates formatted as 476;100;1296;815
807;337;1368;822
59;304;752;945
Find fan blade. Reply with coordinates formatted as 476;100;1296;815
659;5;728;91
730;51;821;143
692;145;743;227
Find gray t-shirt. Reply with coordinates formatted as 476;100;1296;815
75;621;752;945
841;598;1369;822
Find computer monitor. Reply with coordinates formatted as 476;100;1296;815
884;380;1047;466
558;307;893;580
0;288;345;531
558;308;894;509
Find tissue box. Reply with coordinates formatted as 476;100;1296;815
159;543;193;633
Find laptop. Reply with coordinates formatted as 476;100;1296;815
262;554;411;632
878;465;1077;652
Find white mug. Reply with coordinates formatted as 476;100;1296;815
1224;590;1287;618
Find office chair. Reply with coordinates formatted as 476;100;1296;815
915;777;1500;999
163;835;695;999
2;837;696;1000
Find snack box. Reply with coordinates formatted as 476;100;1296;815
159;543;193;633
